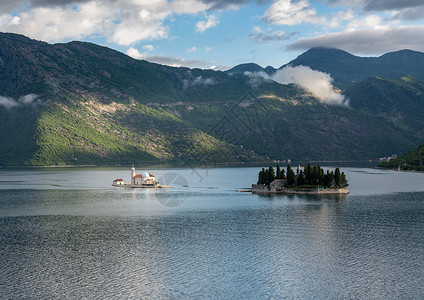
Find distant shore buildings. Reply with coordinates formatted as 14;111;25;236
378;154;398;162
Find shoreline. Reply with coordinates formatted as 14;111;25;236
377;167;424;173
0;160;379;169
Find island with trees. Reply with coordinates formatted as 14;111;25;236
252;163;349;194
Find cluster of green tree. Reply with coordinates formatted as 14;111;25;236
257;163;348;188
257;165;286;185
378;143;424;172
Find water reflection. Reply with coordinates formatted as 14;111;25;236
257;193;348;203
1;167;424;298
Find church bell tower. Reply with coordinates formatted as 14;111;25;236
131;166;135;185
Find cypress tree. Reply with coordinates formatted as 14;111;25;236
329;171;334;187
323;169;330;187
334;168;341;187
276;164;281;179
268;166;275;184
305;163;312;185
297;170;305;186
264;169;269;185
287;164;295;186
319;167;324;186
257;168;265;184
311;165;320;186
341;172;348;187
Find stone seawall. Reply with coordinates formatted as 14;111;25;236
251;183;348;195
283;188;349;195
251;184;270;193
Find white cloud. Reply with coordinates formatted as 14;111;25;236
145;55;206;68
19;94;39;105
142;44;155;51
249;26;288;42
144;55;228;69
195;14;219;32
170;0;211;14
272;66;348;106
287;25;424;54
346;14;385;31
109;6;170;45
10;16;21;25
0;96;19;109
0;0;218;45
326;9;355;28
0;2;112;42
263;0;324;25
125;47;148;59
0;94;40;109
325;0;367;7
361;0;424;12
126;44;156;59
326;0;424;21
244;71;271;89
244;67;347;106
325;0;423;11
201;0;251;10
183;76;216;89
187;46;197;52
392;6;424;21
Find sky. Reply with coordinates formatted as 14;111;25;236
1;0;424;70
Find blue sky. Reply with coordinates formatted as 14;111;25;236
1;0;424;70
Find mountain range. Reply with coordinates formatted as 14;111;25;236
228;47;424;90
1;32;424;166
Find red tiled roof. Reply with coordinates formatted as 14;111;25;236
134;174;142;178
114;179;123;181
149;173;155;176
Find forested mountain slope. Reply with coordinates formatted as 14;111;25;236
1;33;423;166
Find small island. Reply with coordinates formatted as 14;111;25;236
112;167;170;188
252;163;349;194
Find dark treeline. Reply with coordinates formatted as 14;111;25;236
257;163;348;188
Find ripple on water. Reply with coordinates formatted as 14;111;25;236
1;190;424;299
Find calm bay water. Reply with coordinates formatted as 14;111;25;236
1;166;424;299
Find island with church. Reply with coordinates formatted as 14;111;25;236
112;167;170;188
251;163;349;194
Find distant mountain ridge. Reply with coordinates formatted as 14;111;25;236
1;32;424;166
226;63;276;75
228;47;424;90
284;47;424;89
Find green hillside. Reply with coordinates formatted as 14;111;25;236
379;144;424;171
345;76;424;138
0;33;290;166
1;33;424;166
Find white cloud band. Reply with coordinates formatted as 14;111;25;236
287;25;424;55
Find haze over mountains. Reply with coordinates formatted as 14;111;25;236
1;33;424;166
